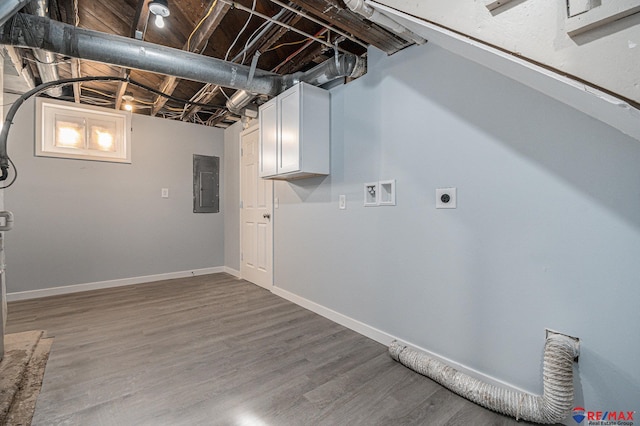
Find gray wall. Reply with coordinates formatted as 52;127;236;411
273;44;640;413
4;95;225;292
223;121;242;272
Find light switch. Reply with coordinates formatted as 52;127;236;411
339;195;346;210
161;188;169;198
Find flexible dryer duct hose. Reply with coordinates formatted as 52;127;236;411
389;333;579;424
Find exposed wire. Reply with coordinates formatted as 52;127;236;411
265;36;323;52
179;7;287;120
224;0;257;61
79;97;114;106
266;0;367;49
23;55;70;66
187;0;219;52
200;38;209;54
238;8;286;64
82;86;115;98
73;0;79;26
132;98;156;106
219;88;231;101
272;27;328;73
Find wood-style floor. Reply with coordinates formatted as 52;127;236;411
6;273;533;425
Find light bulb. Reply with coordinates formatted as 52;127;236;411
124;103;133;112
155;14;165;28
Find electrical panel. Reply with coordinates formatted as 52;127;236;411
193;154;219;213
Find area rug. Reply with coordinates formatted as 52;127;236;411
0;331;53;426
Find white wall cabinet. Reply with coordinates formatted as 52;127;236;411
259;82;330;180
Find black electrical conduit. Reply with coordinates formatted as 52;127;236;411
0;75;228;186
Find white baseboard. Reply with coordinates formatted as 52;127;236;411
223;266;241;278
6;267;226;302
271;286;394;345
270;285;533;395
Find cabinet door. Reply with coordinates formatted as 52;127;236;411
259;98;277;177
278;87;300;174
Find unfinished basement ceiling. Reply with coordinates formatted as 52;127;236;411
2;0;413;128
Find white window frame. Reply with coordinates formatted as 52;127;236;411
36;97;132;163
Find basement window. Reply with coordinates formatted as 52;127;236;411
36;98;131;163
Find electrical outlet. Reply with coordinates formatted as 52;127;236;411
436;188;456;209
339;195;346;210
161;188;169;198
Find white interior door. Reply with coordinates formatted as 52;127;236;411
240;125;273;289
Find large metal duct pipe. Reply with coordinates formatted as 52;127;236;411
0;13;283;96
389;333;580;424
2;13;367;115
226;53;367;115
299;53;366;86
26;0;62;97
0;0;31;28
343;0;425;45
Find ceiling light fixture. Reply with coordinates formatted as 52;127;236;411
122;94;134;112
149;0;170;29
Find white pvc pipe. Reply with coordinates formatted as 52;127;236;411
343;0;426;45
389;333;579;424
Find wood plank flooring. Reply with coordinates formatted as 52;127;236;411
6;273;534;425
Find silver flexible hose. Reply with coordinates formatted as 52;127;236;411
389;334;579;424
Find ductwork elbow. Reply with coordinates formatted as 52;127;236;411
226;90;256;115
300;53;366;87
228;54;366;117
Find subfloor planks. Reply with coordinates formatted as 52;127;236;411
6;273;533;425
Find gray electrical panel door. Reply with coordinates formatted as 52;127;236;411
193;155;219;213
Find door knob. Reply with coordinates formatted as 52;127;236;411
263;213;271;219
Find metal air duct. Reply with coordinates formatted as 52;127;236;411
2;12;366;117
0;13;369;179
226;53;366;116
26;0;62;97
0;13;284;96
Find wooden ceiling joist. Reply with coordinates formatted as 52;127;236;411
115;0;150;110
151;0;231;116
4;0;409;127
71;58;82;103
180;13;305;121
285;0;409;54
275;41;328;75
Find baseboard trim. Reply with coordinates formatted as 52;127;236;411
223;267;241;278
6;267;226;302
271;286;392;345
270;285;533;395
